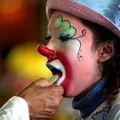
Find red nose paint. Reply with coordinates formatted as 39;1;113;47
37;44;56;57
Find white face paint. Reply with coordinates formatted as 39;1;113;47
45;10;102;97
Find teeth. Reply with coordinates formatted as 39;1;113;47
47;60;66;85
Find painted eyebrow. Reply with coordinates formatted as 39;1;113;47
55;15;77;38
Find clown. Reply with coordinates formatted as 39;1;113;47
38;0;120;120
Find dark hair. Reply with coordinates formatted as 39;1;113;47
81;18;120;106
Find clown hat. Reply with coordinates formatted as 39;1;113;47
46;0;120;38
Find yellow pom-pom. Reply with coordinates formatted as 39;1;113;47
5;42;52;81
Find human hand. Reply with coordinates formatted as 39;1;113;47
17;75;64;119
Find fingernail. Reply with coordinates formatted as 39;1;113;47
49;75;59;84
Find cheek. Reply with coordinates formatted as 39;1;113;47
59;52;82;96
63;53;99;96
61;39;81;60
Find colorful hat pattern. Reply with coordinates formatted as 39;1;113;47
46;0;120;38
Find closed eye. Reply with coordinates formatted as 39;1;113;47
59;34;71;41
45;35;51;41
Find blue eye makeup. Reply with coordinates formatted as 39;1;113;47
58;33;71;41
55;15;77;41
45;35;51;41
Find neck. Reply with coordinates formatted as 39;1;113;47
72;77;109;118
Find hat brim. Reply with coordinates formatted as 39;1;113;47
46;0;120;38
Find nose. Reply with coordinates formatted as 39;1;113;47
37;44;56;57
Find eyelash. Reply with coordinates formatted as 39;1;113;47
58;35;70;41
45;35;51;41
45;34;71;41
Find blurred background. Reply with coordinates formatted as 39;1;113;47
0;0;77;120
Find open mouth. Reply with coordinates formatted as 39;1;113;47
47;59;66;85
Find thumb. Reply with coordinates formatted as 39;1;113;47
36;75;59;87
48;75;59;84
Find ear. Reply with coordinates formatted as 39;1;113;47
97;40;115;63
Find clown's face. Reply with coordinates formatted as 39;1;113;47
39;11;103;97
